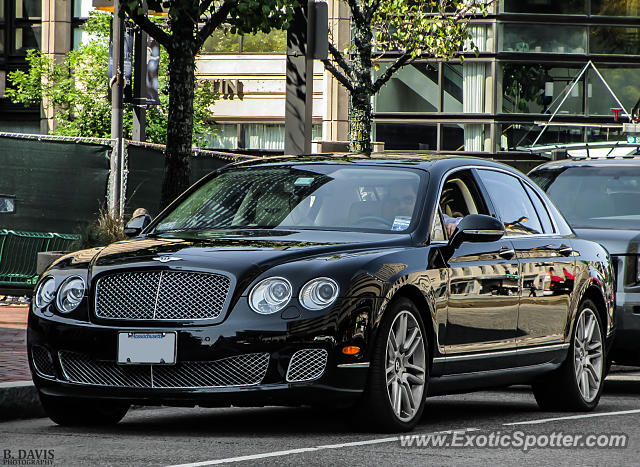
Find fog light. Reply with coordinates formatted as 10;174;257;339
342;346;361;355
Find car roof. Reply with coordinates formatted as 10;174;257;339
228;153;520;175
531;157;640;172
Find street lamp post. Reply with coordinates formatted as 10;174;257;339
110;0;125;217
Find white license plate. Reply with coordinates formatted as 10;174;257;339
117;332;176;365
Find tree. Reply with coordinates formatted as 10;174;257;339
122;0;297;207
6;11;217;147
321;0;494;153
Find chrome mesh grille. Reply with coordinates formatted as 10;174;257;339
95;271;231;321
286;349;328;383
58;351;269;388
153;353;270;388
59;351;152;387
31;345;55;378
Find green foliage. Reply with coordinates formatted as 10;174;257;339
72;207;126;250
6;11;218;146
202;28;287;53
372;0;488;61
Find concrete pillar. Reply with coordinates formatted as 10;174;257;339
322;0;349;143
40;0;72;133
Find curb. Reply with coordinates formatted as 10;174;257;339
0;381;45;421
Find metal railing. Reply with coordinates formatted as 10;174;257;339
0;230;79;291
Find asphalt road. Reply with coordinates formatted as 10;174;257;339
1;379;638;467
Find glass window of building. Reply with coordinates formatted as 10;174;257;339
501;64;584;115
465;24;494;53
374;63;438;113
591;0;640;16
441;124;464;151
374;122;437;150
500;23;587;54
442;63;462;113
590;26;640;55
8;0;41;55
586;66;640;116
499;123;585;151
72;0;94;49
501;0;586;15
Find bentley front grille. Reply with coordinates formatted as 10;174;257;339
94;270;231;321
58;351;270;389
286;348;328;383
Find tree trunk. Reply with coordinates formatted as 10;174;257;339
350;89;372;154
161;39;196;208
349;19;373;154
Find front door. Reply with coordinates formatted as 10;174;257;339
434;169;519;373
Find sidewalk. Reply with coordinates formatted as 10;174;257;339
0;303;43;420
0;304;30;383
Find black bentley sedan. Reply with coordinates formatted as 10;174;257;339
29;155;615;432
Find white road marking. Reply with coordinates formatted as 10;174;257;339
503;408;640;426
168;408;640;466
167;429;479;466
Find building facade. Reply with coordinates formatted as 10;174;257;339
1;0;639;154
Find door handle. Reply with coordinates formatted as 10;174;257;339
499;247;516;260
559;246;573;257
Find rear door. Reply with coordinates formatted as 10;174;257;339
476;169;574;355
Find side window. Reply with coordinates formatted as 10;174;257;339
434;170;490;240
477;169;543;236
523;183;554;234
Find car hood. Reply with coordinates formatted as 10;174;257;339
574;228;640;255
61;229;412;281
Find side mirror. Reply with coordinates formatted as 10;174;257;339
449;214;505;250
124;214;152;238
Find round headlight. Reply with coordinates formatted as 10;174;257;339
56;276;86;313
35;276;56;308
299;278;339;310
249;277;292;314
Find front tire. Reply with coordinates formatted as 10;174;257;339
356;298;429;432
533;299;605;411
39;393;129;426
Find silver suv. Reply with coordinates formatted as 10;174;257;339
530;157;640;366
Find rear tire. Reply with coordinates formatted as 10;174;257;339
355;297;429;432
532;299;605;411
39;393;129;426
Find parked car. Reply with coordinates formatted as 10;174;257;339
29;155;614;432
530;157;640;366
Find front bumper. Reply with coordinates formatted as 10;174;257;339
27;299;372;407
611;290;640;363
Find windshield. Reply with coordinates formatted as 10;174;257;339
153;165;425;234
530;166;640;230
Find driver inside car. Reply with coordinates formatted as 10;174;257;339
388;184;462;235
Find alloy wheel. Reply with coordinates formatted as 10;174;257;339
385;310;426;422
573;308;603;403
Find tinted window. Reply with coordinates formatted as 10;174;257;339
530;166;640;230
478;170;543;235
524;183;554;233
154;165;424;234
